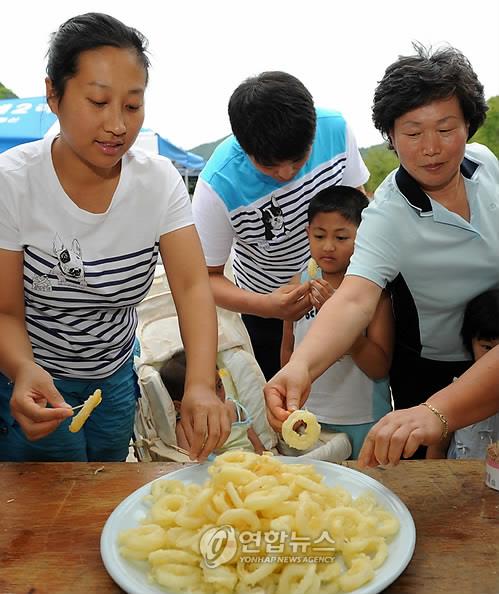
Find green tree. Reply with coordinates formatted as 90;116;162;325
362;145;399;195
0;82;17;99
471;95;499;157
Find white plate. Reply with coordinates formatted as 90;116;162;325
101;458;416;594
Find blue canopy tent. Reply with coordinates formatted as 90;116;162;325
0;96;57;152
134;128;205;176
0;97;205;189
158;135;205;172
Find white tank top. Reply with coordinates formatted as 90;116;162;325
294;275;390;424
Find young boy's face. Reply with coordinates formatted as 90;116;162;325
306;211;358;275
471;337;499;361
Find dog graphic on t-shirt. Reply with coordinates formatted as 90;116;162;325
52;235;86;286
32;234;87;291
260;195;287;241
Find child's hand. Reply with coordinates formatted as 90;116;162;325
179;386;232;462
10;362;73;440
310;279;335;310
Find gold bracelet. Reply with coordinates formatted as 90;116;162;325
420;402;448;441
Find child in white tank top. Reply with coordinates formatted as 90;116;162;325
281;186;394;458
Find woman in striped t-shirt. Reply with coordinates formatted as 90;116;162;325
0;13;231;462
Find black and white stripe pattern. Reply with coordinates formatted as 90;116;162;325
24;242;160;378
231;157;346;293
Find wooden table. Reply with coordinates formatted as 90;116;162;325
1;460;498;594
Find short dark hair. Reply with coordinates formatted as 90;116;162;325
228;71;316;165
372;43;488;148
461;290;499;356
307;186;369;227
159;351;186;402
46;12;150;100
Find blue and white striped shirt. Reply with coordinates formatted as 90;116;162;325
193;108;369;294
0;136;192;378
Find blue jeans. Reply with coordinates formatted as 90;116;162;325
0;357;139;462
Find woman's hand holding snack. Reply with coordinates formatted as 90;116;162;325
264;359;312;431
9;361;73;440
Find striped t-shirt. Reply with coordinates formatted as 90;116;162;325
192;108;369;293
0;136;193;378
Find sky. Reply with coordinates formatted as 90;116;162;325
2;0;498;151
